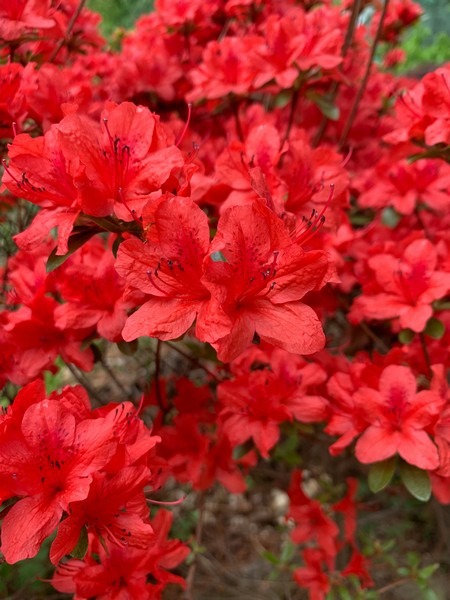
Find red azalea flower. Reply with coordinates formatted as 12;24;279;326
50;466;154;564
354;365;443;470
2;126;81;255
52;510;189;598
116;195;230;342
350;237;450;332
203;200;332;362
54;237;131;342
0;0;55;42
288;470;339;565
57;101;184;220
0;397;116;563
293;548;331;600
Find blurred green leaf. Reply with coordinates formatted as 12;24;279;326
424;317;445;340
400;463;431;502
399;329;415;344
71;527;89;559
368;457;396;493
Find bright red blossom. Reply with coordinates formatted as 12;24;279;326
350;237;450;332
116;195;229;342
203;200;332;361
0;392;116;563
354;365;443;470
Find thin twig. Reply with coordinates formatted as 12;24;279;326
312;0;362;147
98;354;130;398
359;321;390;353
164;341;222;381
153;340;169;413
339;0;389;149
65;362;104;404
281;87;300;149
376;577;411;595
49;0;87;62
231;97;245;142
419;332;432;379
184;491;206;600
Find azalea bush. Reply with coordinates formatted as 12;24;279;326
1;0;450;598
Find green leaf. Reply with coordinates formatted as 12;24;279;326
338;588;353;600
381;207;401;229
46;229;97;272
210;250;228;263
368;457;396;493
280;540;296;563
399;463;431;502
424;317;445;340
273;90;292;109
308;92;340;121
419;563;440;579
422;589;440;600
261;550;280;565
117;339;139;356
71;527;88;559
399;329;415;344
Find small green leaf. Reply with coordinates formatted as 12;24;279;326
381;207;401;228
273;90;292;109
261;550;280;565
424;317;445;340
210;250;228;263
419;563;439;579
308;92;340;121
399;329;415;344
422;589;440;600
280;540;296;563
46;229;97;272
117;339;139;356
71;527;88;559
338;588;353;600
368;457;396;493
399;463;431;502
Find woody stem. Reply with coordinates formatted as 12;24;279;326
184;491;206;600
419;332;432;379
339;0;389;150
49;0;87;62
65;362;104;404
281;86;300;148
97;354;131;399
153;340;169;413
312;0;362;147
164;341;222;382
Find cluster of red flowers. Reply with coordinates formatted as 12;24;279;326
1;0;450;598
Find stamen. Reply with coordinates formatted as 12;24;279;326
2;160;22;186
176;102;192;147
102;117;114;147
117;187;142;227
146;270;168;296
293;184;334;245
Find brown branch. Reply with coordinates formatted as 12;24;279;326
49;0;87;63
153;339;169;413
97;354;130;399
312;0;362;147
65;362;104;404
183;491;206;600
339;0;390;150
164;341;222;381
